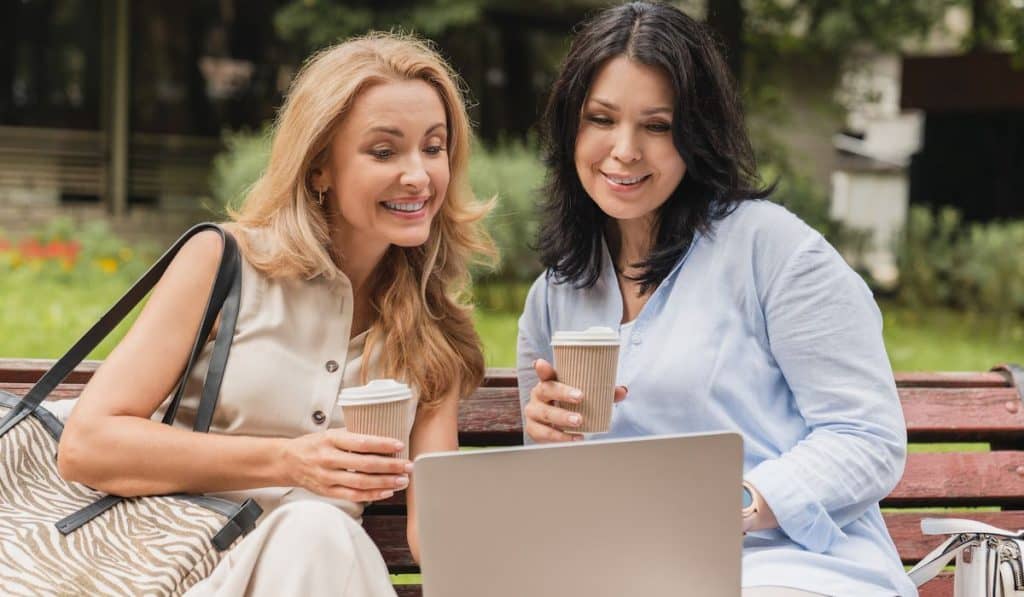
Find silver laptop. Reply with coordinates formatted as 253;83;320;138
414;432;743;597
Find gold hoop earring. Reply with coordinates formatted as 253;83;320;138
317;188;326;207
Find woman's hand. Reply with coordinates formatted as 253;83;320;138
524;358;627;443
281;429;413;502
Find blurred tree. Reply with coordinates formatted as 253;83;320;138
707;0;1023;83
274;0;483;49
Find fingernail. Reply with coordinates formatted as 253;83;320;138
381;490;394;499
569;389;583;400
404;463;415;473
574;434;585;441
622;386;628;393
568;414;581;426
392;441;405;450
396;476;409;488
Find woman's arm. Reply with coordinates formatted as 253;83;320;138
58;231;409;500
405;388;459;564
745;233;907;552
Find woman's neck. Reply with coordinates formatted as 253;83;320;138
607;216;656;274
328;214;390;337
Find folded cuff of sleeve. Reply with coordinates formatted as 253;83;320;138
746;460;847;553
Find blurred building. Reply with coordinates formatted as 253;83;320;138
829;5;1024;286
0;0;297;239
0;0;604;241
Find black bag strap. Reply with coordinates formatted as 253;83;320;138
49;223;248;535
0;223;239;438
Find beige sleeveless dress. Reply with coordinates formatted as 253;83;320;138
167;229;408;596
160;231;418;523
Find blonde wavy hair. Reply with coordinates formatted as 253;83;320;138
229;32;495;407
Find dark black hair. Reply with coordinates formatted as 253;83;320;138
537;1;773;293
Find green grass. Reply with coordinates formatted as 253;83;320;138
4;265;1024;374
476;301;1024;370
0;266;145;360
881;301;1024;371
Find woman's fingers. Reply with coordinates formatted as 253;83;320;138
525;419;582;443
322;469;410;492
533;358;558;382
326;429;404;454
524;394;586;443
533;380;582;405
328;450;412;475
614;385;628;403
526;398;582;429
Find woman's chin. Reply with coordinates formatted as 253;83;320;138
387;230;432;248
593;199;659;222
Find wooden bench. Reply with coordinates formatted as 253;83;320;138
3;358;1023;597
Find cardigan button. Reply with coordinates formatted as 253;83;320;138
325;360;339;373
312;411;327;425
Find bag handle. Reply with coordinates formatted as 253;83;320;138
907;517;1024;587
0;223;239;437
907;532;975;587
40;223;246;536
922;517;1024;538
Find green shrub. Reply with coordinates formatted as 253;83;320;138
469;140;544;282
897;206;1024;317
209;127;272;212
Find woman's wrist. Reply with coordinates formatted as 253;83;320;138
741;480;779;533
741;481;759;533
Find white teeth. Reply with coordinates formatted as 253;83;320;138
383;201;426;212
605;174;648;185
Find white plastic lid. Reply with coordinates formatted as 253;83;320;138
551;326;620;346
337;379;413;406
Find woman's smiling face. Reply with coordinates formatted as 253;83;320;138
574;56;686;223
315;78;450;254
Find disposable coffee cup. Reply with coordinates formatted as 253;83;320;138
337;379;414;459
551;326;620;434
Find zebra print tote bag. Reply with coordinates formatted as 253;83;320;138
0;224;262;595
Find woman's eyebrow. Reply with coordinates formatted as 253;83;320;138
588;98;672;115
368;125;403;137
365;122;446;137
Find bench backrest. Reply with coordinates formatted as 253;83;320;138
2;358;1021;597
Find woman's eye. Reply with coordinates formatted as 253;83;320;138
647;122;671;133
585;114;613;126
424;145;445;155
370;148;394;160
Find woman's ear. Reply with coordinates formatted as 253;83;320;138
310;166;329;192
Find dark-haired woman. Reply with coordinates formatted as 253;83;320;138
516;3;913;596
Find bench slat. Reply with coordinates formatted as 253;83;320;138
6;380;1024;447
0;360;1010;390
896;371;1009;388
363;515;418;573
886;452;1024;506
901;387;1024;442
0;383;85;401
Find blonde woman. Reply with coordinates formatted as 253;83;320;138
56;33;493;596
